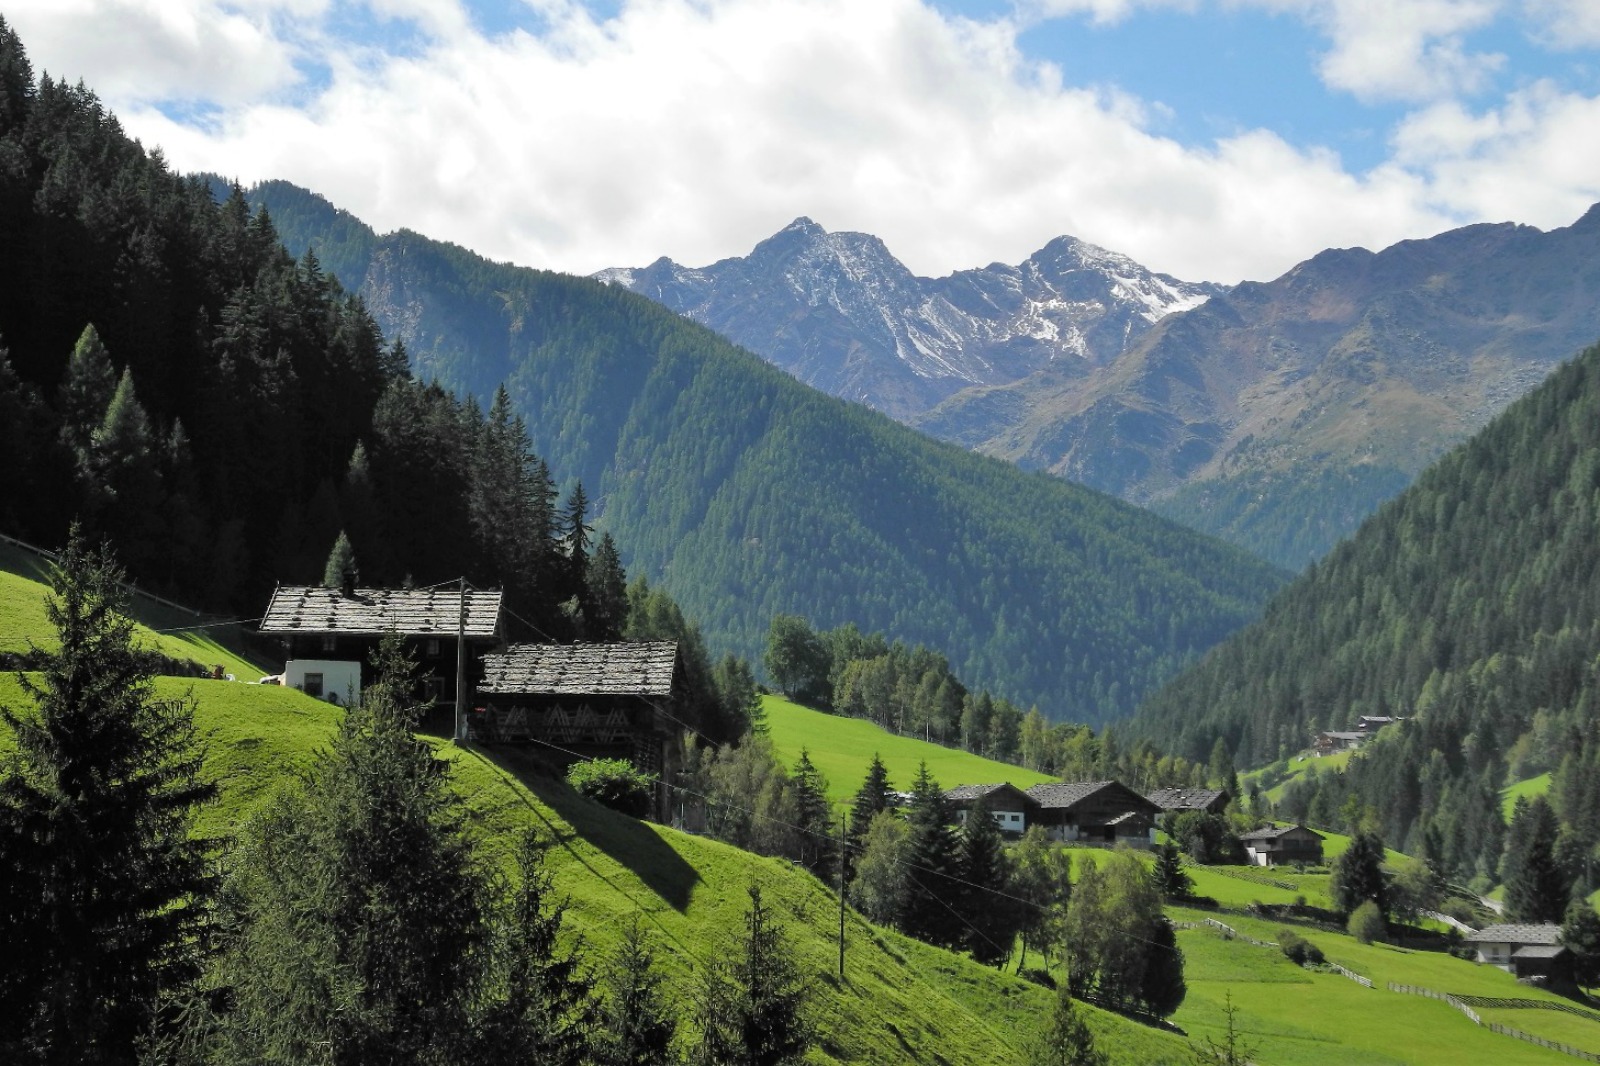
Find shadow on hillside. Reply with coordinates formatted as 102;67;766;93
458;744;700;913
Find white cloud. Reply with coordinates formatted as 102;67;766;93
3;0;314;105
1523;0;1600;48
9;0;1599;287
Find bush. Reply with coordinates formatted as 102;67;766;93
566;758;655;818
1348;900;1386;944
1277;928;1324;966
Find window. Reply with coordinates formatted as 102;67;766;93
321;634;337;653
426;638;441;658
304;673;324;698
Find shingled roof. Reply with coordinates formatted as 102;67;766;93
260;585;503;637
1238;823;1325;842
1024;780;1159;813
478;642;679;697
1147;787;1229;812
1465;923;1562;945
944;783;1039;806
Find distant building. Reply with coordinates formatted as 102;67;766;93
259;584;504;711
1464;924;1570;980
944;783;1040;836
1312;731;1369;755
1023;781;1160;849
1147;787;1231;815
474;641;685;820
1238;824;1324;866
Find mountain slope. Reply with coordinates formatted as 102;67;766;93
595;217;1219;420
243;182;1287;725
1127;338;1600;877
925;207;1600;566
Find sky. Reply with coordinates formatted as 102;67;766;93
5;0;1600;283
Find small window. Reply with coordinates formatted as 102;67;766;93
303;673;324;698
426;638;441;658
321;634;337;653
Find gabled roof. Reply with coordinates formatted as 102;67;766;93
1513;944;1569;959
478;642;679;697
261;585;503;638
1024;780;1160;814
1465;923;1562;946
1238;823;1325;842
944;783;1040;807
1147;787;1229;812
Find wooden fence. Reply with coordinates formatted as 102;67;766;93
1389;983;1600;1062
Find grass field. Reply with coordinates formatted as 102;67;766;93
1504;772;1554;819
763;695;1055;806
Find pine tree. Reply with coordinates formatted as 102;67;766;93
1026;984;1107;1066
480;832;600;1065
595;917;677;1066
1504;797;1570;924
791;749;835;874
732;884;811;1066
1153;842;1192;900
845;753;892;876
1561;899;1600;989
322;530;358;590
585;532;629;641
57;322;116;461
1330;830;1389;917
957;796;1018;965
203;635;489;1064
0;529;216;1063
900;762;960;948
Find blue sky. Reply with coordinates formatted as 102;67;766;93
6;0;1600;283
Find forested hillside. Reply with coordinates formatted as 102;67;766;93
0;22;645;667
239;182;1287;724
1130;338;1600;883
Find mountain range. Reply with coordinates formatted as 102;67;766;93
601;209;1600;568
237;179;1285;724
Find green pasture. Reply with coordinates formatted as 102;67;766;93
1504;773;1553;819
762;695;1054;806
1244;748;1355;804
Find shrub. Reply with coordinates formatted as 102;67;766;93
1348;900;1386;945
566;758;655;818
1277;928;1324;966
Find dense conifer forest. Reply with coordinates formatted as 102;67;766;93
241;183;1289;724
1130;339;1600;884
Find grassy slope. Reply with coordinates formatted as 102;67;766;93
0;543;267;679
762;695;1055;806
1504;773;1554;820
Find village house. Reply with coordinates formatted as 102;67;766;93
1146;787;1231;815
1238;823;1325;866
259;583;504;713
473;641;685;820
1464;924;1571;980
943;783;1040;836
1023;781;1161;849
1312;730;1369;755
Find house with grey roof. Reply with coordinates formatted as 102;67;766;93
1023;781;1160;849
259;583;504;713
1238;824;1324;866
1464;923;1570;980
474;641;684;819
943;783;1039;836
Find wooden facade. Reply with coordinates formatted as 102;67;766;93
944;783;1039;836
473;641;684;820
1023;781;1160;849
1239;823;1325;866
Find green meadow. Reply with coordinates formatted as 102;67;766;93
762;694;1055;805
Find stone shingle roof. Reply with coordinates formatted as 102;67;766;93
1147;787;1228;812
1238;823;1324;842
1465;923;1562;945
478;642;678;697
1024;780;1159;813
260;585;503;637
944;783;1039;806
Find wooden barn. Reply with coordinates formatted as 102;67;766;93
1023;781;1161;848
472;641;685;820
944;783;1040;836
1239;823;1325;866
259;584;504;713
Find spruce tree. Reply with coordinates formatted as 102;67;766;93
695;884;810;1066
1153;842;1192;900
585;532;629;641
0;529;216;1064
958;796;1018;965
791;749;835;874
1026;984;1107;1066
204;635;489;1064
322;530;358;589
595;918;677;1066
1561;899;1600;989
845;753;892;876
901;762;960;948
1330;830;1389;917
1504;796;1570;923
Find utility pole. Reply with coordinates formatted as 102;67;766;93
838;811;847;982
454;576;468;743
